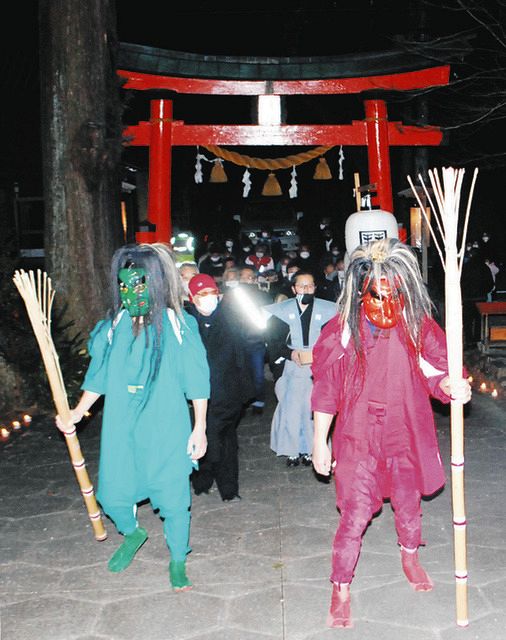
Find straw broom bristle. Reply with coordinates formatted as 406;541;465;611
407;166;478;628
12;269;107;542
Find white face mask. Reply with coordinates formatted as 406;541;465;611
210;255;221;262
281;265;287;275
300;251;310;259
256;252;264;258
225;241;233;249
225;280;239;288
196;295;218;315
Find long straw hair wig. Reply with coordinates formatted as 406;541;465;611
108;242;184;407
339;238;434;356
110;242;183;323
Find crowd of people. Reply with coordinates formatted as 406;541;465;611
55;229;473;629
193;221;347;304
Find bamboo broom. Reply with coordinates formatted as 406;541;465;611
408;166;478;627
13;269;107;542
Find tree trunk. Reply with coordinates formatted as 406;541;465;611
39;0;124;343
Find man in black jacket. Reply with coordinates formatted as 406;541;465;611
187;274;255;501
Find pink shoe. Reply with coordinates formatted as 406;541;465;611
401;548;434;591
326;583;353;628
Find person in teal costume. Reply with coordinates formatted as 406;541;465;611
56;243;210;590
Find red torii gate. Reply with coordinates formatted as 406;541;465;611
119;65;450;244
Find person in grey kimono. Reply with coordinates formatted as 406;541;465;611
264;272;336;467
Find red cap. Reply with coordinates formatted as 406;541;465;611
188;273;219;299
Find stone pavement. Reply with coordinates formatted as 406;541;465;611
1;376;505;640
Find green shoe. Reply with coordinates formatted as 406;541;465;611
169;560;192;591
108;527;148;573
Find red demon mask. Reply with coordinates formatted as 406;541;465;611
362;276;404;329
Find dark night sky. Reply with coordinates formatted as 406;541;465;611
3;1;505;241
115;1;505;239
117;1;429;57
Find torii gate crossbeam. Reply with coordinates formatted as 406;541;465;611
119;65;450;243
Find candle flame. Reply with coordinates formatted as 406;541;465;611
480;382;487;392
491;389;498;399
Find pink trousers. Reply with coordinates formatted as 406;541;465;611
330;406;422;584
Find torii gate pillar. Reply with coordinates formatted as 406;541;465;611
136;99;173;244
121;65;451;243
365;99;393;212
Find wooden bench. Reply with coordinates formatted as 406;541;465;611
475;301;506;352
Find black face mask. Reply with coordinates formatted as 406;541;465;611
300;293;314;305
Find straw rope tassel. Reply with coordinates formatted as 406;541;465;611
12;269;107;542
408;167;478;627
313;156;332;180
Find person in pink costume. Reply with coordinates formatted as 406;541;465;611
311;238;471;628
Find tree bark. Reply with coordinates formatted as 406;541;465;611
39;0;124;342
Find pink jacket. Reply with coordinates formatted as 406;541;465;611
245;254;275;272
311;313;452;497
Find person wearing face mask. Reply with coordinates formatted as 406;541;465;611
319;242;342;270
198;242;226;282
334;256;346;290
220;266;241;292
245;243;275;273
56;243;210;591
275;261;301;302
316;259;341;303
477;230;502;268
223;237;238;261
311;239;471;628
187;274;255;501
461;245;495;345
295;243;319;274
264;271;335;467
316;219;338;259
238;237;254;264
278;254;291;279
259;226;284;264
178;262;199;308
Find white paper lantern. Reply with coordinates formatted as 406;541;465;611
344;209;399;257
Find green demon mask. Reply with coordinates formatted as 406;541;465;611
118;267;150;316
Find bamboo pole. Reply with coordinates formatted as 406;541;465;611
13;269;107;542
353;172;362;211
408;167;478;627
